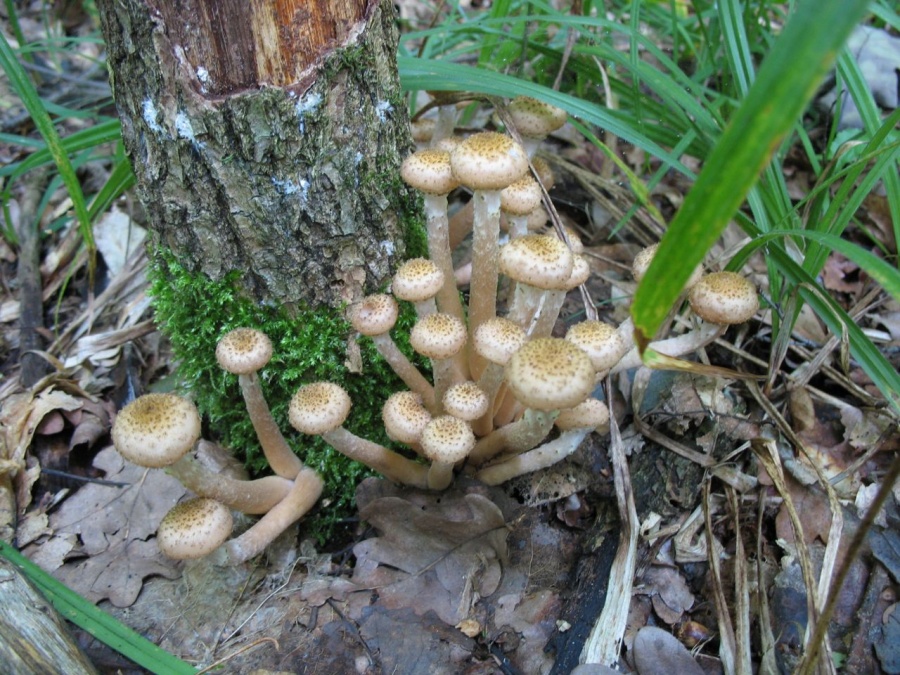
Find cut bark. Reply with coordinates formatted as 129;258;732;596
97;0;417;308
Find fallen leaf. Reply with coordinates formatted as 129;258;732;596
875;604;900;674
639;566;695;625
632;626;704;675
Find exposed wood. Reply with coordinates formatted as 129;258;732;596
0;557;98;675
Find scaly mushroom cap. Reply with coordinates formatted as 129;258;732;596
500;234;574;290
555;398;610;431
689;271;759;325
505;338;595;411
421;415;475;464
501;174;543;216
565;255;591;289
112;393;201;468
382;391;432;444
410;313;467;360
392;258;445;304
507;96;568;138
450;132;529;191
348;294;399;336
215;328;273;375
632;243;703;288
289;382;351;435
565;320;627;372
157;497;233;560
531;157;556;191
442;382;489;421
473;318;527;366
400;149;460;195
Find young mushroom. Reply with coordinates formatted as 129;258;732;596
289;382;428;489
216;328;303;480
565;320;629;377
500;233;573;332
420;415;476;490
382;391;433;451
392;258;445;318
506;96;568;157
409;312;468;411
156;497;233;560
688;271;759;325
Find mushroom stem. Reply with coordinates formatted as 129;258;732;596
610;323;725;374
469;409;557;465
223;467;323;564
468;188;502;378
423;193;465;323
322;427;429;489
476;428;590;485
166;455;293;515
239;372;303;479
448;200;473;250
427;462;455;491
370;333;437;411
473;363;505;437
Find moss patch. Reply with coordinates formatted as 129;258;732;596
150;249;426;542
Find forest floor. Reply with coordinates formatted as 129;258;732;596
2;4;899;675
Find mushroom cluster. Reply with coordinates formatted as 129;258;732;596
111;328;324;564
113;96;760;563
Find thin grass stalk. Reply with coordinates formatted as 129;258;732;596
703;480;738;675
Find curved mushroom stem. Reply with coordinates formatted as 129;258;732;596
370;333;436;412
239;372;303;479
427;461;455;491
223;467;324;564
610;323;725;374
167;454;294;514
322;427;429;489
476;428;591;485
469;409;557;466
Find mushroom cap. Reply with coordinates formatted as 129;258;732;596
507;96;568;138
531;157;555;191
112;393;201;468
400;149;460;195
289;382;351;435
555;398;610;431
442;382;489;421
215;328;273;375
392;258;445;304
501;174;543;216
410;119;435;144
421;415;475;464
505;338;595;411
382;391;432;445
348;294;399;336
565;320;627;372
450;132;529;191
499;234;574;290
410;313;467;359
565;255;591;289
689;271;759;325
632;243;703;288
157;498;233;560
473;317;527;365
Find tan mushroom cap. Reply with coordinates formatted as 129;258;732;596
565;255;591;289
216;328;273;375
400;149;460;195
507;96;568;138
392;258;445;304
289;382;351;435
633;243;703;288
442;382;489;421
531;157;556;191
500;234;574;290
348;294;399;336
689;271;759;325
382;391;432;444
473;317;527;365
555;398;610;431
421;415;475;464
410;312;467;360
157;497;233;560
505;338;595;411
112;393;201;468
565;320;627;372
450;132;529;191
501;174;543;216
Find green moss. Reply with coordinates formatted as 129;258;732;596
149;249;425;542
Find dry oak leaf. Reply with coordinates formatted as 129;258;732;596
41;446;186;607
352;488;508;626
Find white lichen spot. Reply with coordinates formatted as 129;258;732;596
142;99;164;134
271;177;300;195
175;111;203;148
196;66;210;93
295;92;322;134
354;152;364;165
379;240;395;256
375;100;393;122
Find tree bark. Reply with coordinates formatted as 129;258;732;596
96;0;416;309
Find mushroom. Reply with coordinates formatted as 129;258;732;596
216;328;303;480
688;271;759;325
382;391;432;450
472;317;528;437
156;497;233;560
529;253;591;339
442;381;489;422
348;294;436;411
632;243;703;289
289;382;428;488
499;233;573;332
112;393;292;514
450;132;529;376
409;312;468;412
400;149;465;322
476;398;609;485
565;320;629;377
501;174;543;239
392;258;444;318
506;96;568;157
420;415;476;490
